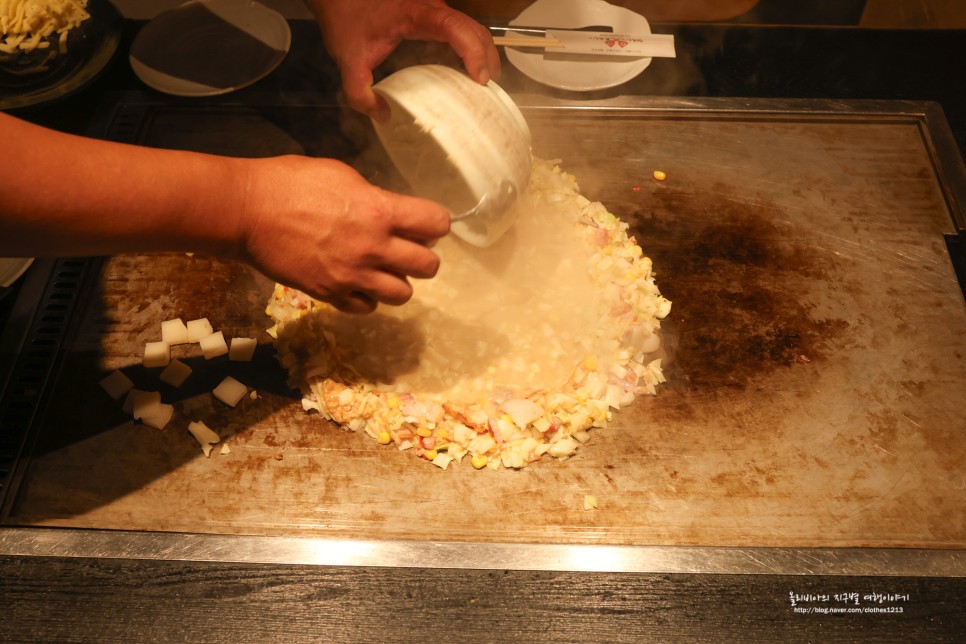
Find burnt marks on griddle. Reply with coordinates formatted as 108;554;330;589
627;184;850;392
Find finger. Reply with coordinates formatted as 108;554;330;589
325;271;413;310
331;290;379;315
363;271;416;307
339;61;380;117
472;22;503;82
381;236;442;280
486;32;503;81
388;194;451;241
294;281;376;314
413;8;501;84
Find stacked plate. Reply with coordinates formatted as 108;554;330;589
0;258;33;290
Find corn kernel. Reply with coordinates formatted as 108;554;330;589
423;449;438;460
377;431;392;445
653;170;667;181
583;355;598;371
437;428;449;440
387;395;399;409
471;454;488;469
416;427;433;438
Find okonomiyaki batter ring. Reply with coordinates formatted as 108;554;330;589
266;159;671;470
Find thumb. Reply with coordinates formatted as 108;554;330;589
340;62;386;120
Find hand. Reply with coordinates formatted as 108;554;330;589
240;155;450;313
0;113;446;315
307;0;501;120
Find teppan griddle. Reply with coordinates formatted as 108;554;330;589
1;95;963;577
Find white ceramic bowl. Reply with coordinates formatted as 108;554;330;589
371;65;532;247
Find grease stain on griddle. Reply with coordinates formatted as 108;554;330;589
630;184;850;392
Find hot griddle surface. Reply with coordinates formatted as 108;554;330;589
3;97;965;549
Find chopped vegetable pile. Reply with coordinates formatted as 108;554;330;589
99;316;258;457
266;158;671;470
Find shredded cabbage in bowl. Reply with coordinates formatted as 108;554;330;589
0;0;90;56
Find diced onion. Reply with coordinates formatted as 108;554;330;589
199;331;228;360
187;420;220;457
130;390;173;430
186;318;214;342
142;341;170;368
99;369;133;401
212;376;248;407
229;337;257;361
161;318;189;346
159;359;192;388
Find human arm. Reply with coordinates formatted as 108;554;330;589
304;0;501;120
0;112;450;313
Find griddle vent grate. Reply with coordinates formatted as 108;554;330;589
108;105;150;144
0;258;95;501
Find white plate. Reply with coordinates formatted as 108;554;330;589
0;258;34;288
130;0;290;97
505;0;652;92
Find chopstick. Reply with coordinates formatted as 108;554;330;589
487;24;614;36
492;35;565;49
